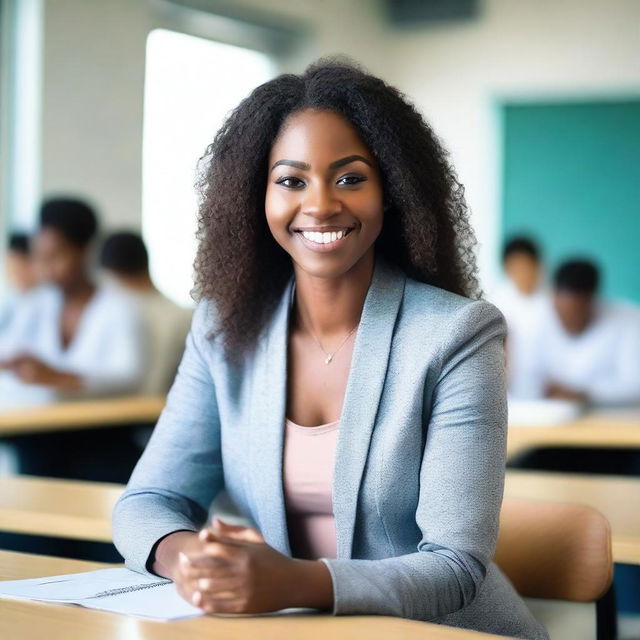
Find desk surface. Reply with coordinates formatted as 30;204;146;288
0;551;505;640
507;410;640;457
0;475;123;542
0;395;165;436
505;470;640;565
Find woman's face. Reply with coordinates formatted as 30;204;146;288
265;108;384;279
32;228;88;290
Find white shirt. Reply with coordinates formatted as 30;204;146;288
491;280;550;398
522;300;640;405
112;287;192;395
0;284;146;408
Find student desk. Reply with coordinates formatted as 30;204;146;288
507;410;640;458
0;551;506;640
0;475;122;542
0;396;165;437
505;470;640;565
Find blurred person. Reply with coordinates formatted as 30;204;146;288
491;236;549;398
0;233;38;331
0;198;145;403
525;259;640;405
100;231;192;395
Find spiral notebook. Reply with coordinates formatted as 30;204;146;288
0;567;202;620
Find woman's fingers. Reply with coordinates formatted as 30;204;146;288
210;518;265;544
195;575;241;593
178;544;239;580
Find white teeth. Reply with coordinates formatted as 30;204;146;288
300;229;350;244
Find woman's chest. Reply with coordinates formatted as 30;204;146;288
285;331;354;426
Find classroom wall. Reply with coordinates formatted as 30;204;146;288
387;0;640;288
35;0;640;289
41;0;148;230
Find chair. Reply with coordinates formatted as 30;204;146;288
496;498;616;640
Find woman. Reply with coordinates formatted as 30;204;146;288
0;198;144;402
113;60;547;639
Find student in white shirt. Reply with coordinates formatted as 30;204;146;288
99;232;192;395
525;259;640;405
491;236;549;398
0;199;145;406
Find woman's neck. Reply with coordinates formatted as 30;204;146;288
292;250;375;340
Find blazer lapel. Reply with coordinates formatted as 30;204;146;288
247;276;295;556
333;256;405;558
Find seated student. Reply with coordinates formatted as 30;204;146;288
0;198;145;404
491;236;549;399
99;231;192;395
0;233;38;332
524;259;640;405
113;61;547;639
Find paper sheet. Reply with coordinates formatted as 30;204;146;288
0;567;202;620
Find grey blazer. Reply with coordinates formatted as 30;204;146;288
112;256;548;640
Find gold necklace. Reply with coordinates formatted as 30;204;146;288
307;324;358;364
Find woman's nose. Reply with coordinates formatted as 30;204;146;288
301;184;342;218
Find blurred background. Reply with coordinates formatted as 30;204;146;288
1;0;638;304
0;2;639;639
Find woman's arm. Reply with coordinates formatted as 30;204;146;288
112;302;225;574
319;300;508;621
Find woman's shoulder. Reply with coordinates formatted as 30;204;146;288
399;277;506;354
403;277;505;325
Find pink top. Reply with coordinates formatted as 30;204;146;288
282;417;339;560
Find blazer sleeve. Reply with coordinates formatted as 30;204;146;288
111;301;224;574
319;300;508;621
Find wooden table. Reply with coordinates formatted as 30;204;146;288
0;475;123;542
505;470;640;565
0;551;506;640
0;396;165;437
507;410;640;458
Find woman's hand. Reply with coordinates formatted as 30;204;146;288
174;518;333;615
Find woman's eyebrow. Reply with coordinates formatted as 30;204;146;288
270;159;310;172
270;155;372;172
329;155;372;169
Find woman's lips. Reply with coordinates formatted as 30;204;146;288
294;228;354;253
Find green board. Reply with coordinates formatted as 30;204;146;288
501;100;640;303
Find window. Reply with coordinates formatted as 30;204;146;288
142;29;275;306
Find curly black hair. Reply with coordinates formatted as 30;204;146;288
194;57;480;357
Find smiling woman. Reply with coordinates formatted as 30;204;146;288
113;59;548;640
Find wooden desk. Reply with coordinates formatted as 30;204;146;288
0;551;505;640
0;476;123;542
508;410;640;458
505;470;640;565
0;396;165;437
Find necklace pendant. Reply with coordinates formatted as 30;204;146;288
325;354;333;364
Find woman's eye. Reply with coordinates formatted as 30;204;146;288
337;175;367;186
275;176;305;189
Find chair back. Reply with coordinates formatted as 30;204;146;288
495;498;613;601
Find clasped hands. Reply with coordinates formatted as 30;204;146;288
169;518;333;615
